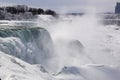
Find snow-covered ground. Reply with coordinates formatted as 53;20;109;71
0;51;56;80
0;52;120;80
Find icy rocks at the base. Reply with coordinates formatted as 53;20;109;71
67;40;84;53
55;65;120;80
54;39;93;68
0;51;55;80
0;44;120;80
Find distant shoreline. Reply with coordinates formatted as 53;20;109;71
0;5;58;20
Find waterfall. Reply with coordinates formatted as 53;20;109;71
0;27;54;70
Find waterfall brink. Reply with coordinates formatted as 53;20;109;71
0;27;54;70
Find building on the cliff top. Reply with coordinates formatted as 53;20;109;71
115;2;120;13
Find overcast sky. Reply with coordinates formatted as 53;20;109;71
0;0;119;13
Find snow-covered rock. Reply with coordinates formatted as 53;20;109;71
0;51;55;80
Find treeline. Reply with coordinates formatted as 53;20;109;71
0;5;57;20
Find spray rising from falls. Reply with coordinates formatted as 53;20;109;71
39;14;120;71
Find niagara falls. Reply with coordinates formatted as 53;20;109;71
0;0;120;80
